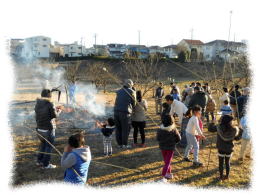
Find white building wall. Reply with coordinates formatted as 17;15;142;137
203;41;246;61
162;48;178;58
203;45;215;61
58;42;86;57
21;36;51;59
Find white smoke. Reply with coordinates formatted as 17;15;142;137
74;82;106;116
10;59;111;132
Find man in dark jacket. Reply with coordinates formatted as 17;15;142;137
114;79;136;148
229;85;241;118
35;89;61;169
155;82;164;115
188;86;208;118
237;87;249;119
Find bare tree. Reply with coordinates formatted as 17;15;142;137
123;56;165;97
63;61;81;84
232;54;251;86
199;53;251;100
85;62;115;93
219;53;251;90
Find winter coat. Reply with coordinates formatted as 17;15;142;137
69;84;76;97
155;87;164;99
237;95;249;119
240;116;251;140
62;147;91;184
206;97;216;112
219;93;230;105
170;86;180;95
35;98;57;130
169;100;188;124
172;93;181;101
184;95;192;107
220;105;232;116
101;125;115;137
216;125;242;153
188;91;208;109
114;86;136;114
185;115;203;136
132;99;148;122
157;124;181;150
229;90;241;105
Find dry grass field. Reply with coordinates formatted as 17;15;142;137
11;78;252;189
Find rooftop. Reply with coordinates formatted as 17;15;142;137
163;44;177;49
183;39;204;45
205;39;246;47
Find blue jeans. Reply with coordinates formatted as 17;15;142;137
36;129;55;167
184;132;199;162
179;130;187;148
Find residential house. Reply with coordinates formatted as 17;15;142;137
21;36;51;59
10;38;24;57
107;43;127;59
49;44;64;58
126;45;149;59
93;45;110;56
55;41;86;57
219;49;241;63
85;47;96;56
149;46;163;54
162;45;178;58
203;40;247;62
177;39;204;62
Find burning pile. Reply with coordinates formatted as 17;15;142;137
10;63;114;135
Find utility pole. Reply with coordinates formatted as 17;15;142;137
81;37;83;56
94;33;97;48
138;30;141;45
190;28;194;40
227;11;233;44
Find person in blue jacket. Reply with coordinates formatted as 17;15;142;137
69;82;76;105
61;133;91;185
171;88;181;101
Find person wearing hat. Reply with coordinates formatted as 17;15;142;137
114;79;136;149
155;82;164;115
214;115;242;180
35;89;62;169
237;87;250;119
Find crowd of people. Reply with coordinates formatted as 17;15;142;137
33;79;251;185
